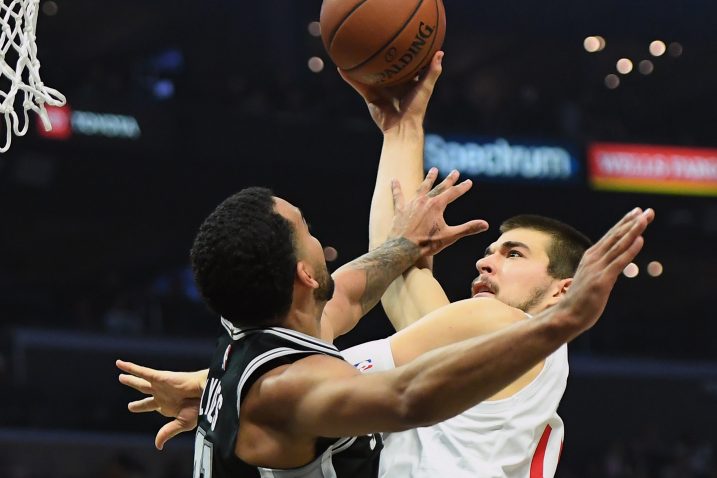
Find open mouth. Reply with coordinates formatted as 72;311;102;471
471;281;496;298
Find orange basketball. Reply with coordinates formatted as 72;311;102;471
320;0;446;87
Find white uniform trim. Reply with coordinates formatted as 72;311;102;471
341;339;394;374
235;347;315;417
221;317;341;357
254;435;359;478
223;319;358;477
263;329;341;357
331;437;357;454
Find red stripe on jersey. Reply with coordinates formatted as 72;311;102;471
557;439;564;473
530;424;553;478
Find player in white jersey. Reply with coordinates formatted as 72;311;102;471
119;197;644;477
337;50;588;477
118;203;651;477
116;53;655;477
342;328;567;477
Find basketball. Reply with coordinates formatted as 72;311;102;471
320;0;446;87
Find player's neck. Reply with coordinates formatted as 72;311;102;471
281;302;323;339
280;280;326;338
527;301;555;316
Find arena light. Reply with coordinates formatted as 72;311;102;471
308;21;321;37
152;79;175;100
647;261;664;277
649;40;667;57
668;42;683;57
616;58;633;75
308;56;325;73
623;263;639;278
604;74;620;89
323;246;338;262
638;60;654;75
42;0;58;16
583;36;601;53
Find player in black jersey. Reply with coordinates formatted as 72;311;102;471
123;170;492;478
120;173;653;478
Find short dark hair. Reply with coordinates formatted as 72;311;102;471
499;215;592;279
190;187;297;327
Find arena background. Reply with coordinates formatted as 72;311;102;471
1;1;716;476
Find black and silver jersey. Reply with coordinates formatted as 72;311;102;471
192;318;383;478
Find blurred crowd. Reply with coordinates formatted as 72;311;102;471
559;430;717;478
0;265;215;338
2;429;714;478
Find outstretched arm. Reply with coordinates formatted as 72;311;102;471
263;208;656;439
116;360;207;450
120;208;654;446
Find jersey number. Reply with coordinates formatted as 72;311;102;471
193;427;213;478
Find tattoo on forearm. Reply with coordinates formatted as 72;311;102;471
345;237;421;315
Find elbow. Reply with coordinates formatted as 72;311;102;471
394;385;444;430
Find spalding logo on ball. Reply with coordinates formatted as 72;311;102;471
320;0;446;87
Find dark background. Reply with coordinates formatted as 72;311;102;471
1;1;716;477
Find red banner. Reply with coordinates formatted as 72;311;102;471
37;104;72;140
588;143;717;196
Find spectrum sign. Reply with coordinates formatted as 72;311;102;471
424;134;579;183
588;143;717;196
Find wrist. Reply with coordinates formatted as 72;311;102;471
382;236;422;264
537;301;584;344
195;369;209;393
383;119;425;141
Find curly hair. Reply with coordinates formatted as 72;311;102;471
190;187;297;327
500;215;592;279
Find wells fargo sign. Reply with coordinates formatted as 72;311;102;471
588;143;717;196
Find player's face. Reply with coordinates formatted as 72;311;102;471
472;228;562;314
273;197;334;302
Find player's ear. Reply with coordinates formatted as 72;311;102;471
296;261;319;290
554;278;572;298
545;278;572;308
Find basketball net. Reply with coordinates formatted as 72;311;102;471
0;0;65;152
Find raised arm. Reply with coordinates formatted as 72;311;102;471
338;52;447;249
341;52;486;330
320;167;486;341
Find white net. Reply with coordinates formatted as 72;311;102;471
0;0;64;152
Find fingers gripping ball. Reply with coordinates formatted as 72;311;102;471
320;0;446;87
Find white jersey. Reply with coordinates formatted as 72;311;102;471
342;339;569;478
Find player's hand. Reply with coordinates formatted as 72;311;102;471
389;168;489;257
557;208;655;333
117;360;206;450
339;51;444;135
